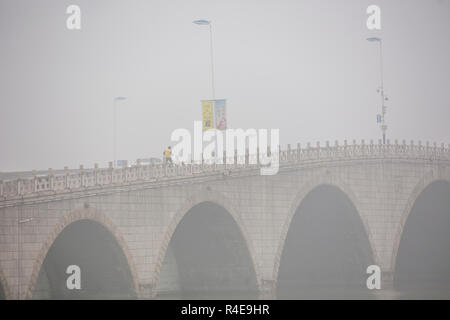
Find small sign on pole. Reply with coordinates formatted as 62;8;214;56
201;100;214;131
214;99;227;130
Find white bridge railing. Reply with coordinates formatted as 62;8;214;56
1;139;449;200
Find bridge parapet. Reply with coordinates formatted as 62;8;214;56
1;140;449;202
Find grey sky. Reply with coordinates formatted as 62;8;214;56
1;0;449;172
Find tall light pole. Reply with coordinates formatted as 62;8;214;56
113;96;127;168
193;19;215;100
367;37;388;144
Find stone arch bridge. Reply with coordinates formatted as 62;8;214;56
1;139;450;299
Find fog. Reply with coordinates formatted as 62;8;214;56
1;0;450;172
1;0;449;302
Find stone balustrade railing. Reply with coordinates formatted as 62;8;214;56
1;139;449;200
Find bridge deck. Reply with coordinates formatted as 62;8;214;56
1;140;449;206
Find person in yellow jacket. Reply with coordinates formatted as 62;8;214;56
164;146;173;166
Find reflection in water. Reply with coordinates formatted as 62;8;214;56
156;291;257;300
374;288;450;300
156;287;450;300
276;287;375;300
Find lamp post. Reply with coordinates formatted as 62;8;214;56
113;96;127;168
367;37;388;144
193;19;215;100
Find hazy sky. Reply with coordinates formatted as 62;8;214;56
1;0;449;172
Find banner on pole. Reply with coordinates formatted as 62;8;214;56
202;100;214;131
214;99;227;130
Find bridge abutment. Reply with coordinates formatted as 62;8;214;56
381;271;394;290
138;283;156;299
258;279;276;300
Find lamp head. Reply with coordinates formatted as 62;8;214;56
193;19;211;25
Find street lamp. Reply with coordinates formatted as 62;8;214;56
113;96;127;168
193;19;216;100
367;37;388;144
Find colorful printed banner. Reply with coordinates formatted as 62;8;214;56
214;99;227;130
201;100;214;131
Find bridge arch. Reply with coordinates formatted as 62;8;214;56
274;177;375;298
154;188;261;298
274;177;376;281
392;170;450;271
25;207;139;299
393;170;450;295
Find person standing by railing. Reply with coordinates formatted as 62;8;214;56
164;146;173;167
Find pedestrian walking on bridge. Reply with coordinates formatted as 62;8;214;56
164;146;173;166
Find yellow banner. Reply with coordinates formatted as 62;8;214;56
202;100;213;131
